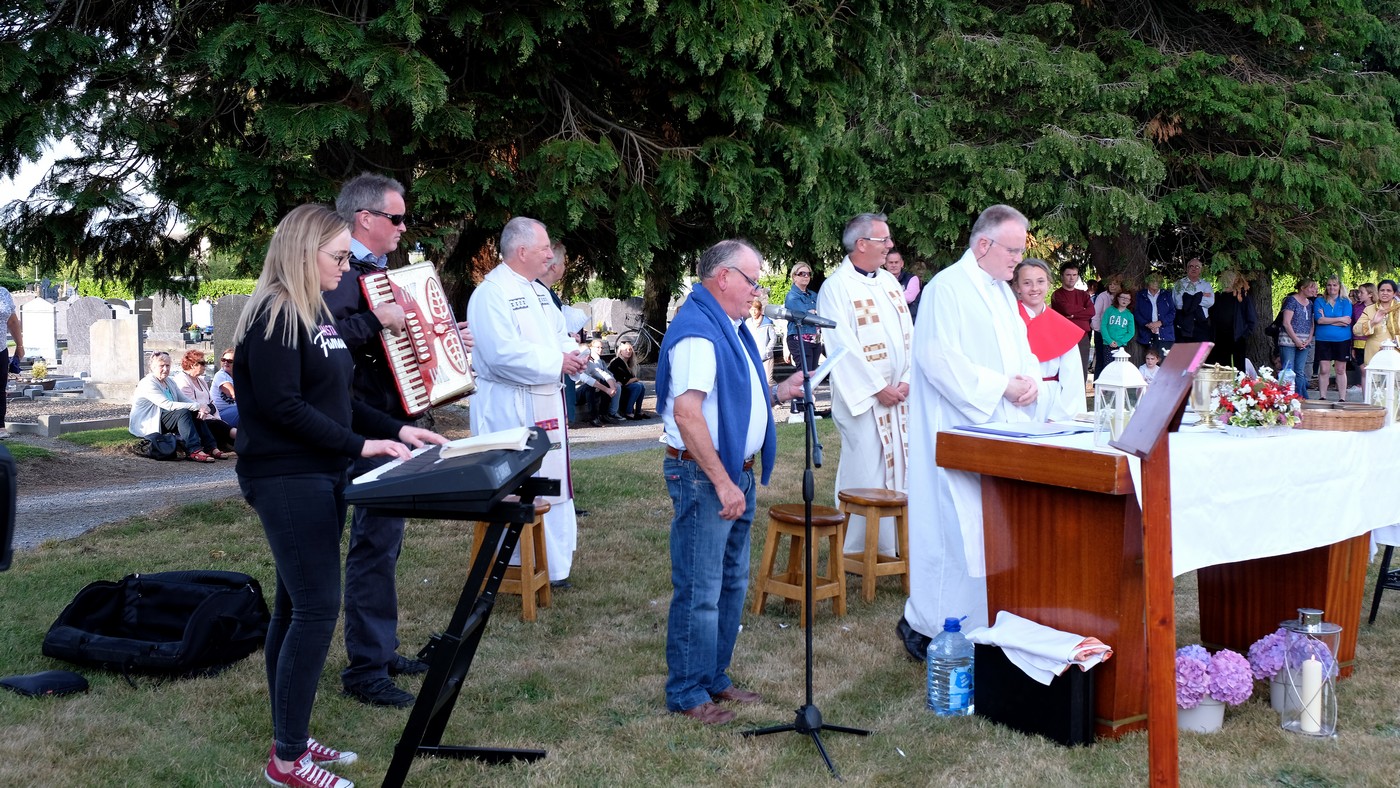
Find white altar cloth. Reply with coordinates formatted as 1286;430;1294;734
949;423;1400;577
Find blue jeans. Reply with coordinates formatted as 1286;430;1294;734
342;454;405;686
160;408;216;453
610;381;646;417
663;456;756;712
1279;343;1311;398
240;470;347;763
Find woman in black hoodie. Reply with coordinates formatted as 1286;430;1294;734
232;203;444;788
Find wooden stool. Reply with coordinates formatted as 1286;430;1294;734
750;504;847;625
469;499;552;621
838;487;910;603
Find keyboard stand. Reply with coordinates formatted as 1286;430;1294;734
381;476;560;788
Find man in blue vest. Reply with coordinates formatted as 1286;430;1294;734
655;239;807;725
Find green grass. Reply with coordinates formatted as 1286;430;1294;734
57;427;133;449
2;444;54;460
2;420;1398;786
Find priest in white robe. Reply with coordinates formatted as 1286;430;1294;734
900;204;1050;653
816;213;913;557
467;217;590;583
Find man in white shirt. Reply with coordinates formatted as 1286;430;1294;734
816;212;913;559
468;217;589;589
1173;257;1215;343
898;204;1046;659
654;239;806;725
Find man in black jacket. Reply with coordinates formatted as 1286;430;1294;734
323;173;421;708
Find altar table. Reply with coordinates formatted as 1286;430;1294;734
936;424;1400;737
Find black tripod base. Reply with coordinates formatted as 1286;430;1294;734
742;705;870;777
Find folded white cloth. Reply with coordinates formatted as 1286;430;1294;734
965;611;1113;686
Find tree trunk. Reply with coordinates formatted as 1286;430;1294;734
1247;277;1275;369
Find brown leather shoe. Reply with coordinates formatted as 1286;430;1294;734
675;701;736;725
712;686;762;704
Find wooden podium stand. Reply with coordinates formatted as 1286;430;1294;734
937;344;1372;786
937;433;1147;737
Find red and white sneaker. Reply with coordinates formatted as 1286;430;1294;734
305;738;357;767
265;749;353;788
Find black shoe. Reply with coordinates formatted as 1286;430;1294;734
635;412;652;419
590;417;604;427
550;579;573;590
388;654;429;676
343;677;414;708
603;413;623;423
575;509;590;517
896;615;932;662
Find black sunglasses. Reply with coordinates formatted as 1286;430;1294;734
360;208;407;226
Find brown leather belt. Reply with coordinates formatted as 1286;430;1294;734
665;445;755;471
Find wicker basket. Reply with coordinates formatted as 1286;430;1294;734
1297;401;1386;432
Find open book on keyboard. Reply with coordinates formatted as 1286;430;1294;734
439;426;534;459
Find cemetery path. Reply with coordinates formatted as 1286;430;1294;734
8;385;827;554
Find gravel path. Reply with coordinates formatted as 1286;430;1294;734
9;385;830;554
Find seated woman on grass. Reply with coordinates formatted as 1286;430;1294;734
170;348;236;452
128;350;225;462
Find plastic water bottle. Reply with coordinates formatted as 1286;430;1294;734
926;616;974;716
1280;368;1297;391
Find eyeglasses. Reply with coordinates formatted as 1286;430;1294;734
989;239;1026;256
220;358;234;365
860;236;893;245
360;208;408;226
320;248;352;266
726;266;762;293
793;271;811;278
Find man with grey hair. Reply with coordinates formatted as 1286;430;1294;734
898;204;1045;658
468;217;589;588
324;172;427;708
654;239;808;725
815;212;913;564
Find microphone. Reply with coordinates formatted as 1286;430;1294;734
763;304;837;329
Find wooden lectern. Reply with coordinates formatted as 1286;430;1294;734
938;343;1210;786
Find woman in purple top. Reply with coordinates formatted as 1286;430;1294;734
1278;280;1316;398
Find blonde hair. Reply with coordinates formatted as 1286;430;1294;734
234;204;349;347
615;340;641;378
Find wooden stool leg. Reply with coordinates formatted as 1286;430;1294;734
752;525;781;615
534;518;551;610
828;527;846;617
861;505;879;603
517;522;537;622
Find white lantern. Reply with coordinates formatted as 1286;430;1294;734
1365;340;1400;426
1093;348;1147;446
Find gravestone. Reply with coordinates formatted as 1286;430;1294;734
20;298;58;364
146;293;189;345
54;300;70;342
63;297;115;377
608;297;644;334
105;299;132;319
11;292;36;310
212;295;250;351
84;316;144;400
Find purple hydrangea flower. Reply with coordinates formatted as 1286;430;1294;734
1247;629;1287;681
1176;646;1210;708
1208;649;1254;706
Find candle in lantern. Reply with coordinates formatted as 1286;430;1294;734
1300;656;1323;734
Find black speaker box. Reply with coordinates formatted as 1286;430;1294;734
973;643;1096;747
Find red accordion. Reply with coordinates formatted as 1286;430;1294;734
360;262;475;416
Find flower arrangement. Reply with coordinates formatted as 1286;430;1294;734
1247;628;1287;681
1212;367;1303;428
1176;645;1254;708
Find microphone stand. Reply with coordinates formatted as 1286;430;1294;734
742;315;869;778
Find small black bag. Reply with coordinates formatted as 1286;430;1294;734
130;433;179;460
0;669;89;697
42;570;270;679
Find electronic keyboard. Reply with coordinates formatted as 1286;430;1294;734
346;427;551;515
